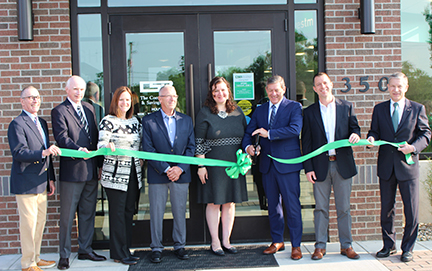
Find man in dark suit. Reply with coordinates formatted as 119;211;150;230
367;72;431;262
51;76;106;270
8;86;61;271
242;75;303;260
142;85;195;264
302;72;361;260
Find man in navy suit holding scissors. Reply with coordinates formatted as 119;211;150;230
242;75;303;260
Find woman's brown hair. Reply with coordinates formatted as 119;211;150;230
109;86;134;119
204;76;236;114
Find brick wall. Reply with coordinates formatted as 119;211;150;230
0;0;72;255
325;0;404;242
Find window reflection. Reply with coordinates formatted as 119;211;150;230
125;33;186;116
402;0;432;152
295;10;318;108
77;14;104;110
77;0;100;7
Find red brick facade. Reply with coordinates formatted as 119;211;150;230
0;0;403;254
0;0;71;254
325;0;403;241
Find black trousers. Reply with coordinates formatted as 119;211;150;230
105;164;139;260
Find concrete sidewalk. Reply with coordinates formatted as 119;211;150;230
2;240;432;271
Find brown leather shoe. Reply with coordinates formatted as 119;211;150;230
311;248;326;260
263;242;285;254
22;266;42;271
37;259;56;268
341;247;360;259
291;246;303;260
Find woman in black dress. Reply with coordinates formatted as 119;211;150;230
195;77;248;256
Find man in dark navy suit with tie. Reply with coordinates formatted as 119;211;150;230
367;72;431;262
52;76;106;270
8;86;61;271
242;75;303;260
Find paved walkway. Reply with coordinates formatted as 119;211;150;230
2;240;432;271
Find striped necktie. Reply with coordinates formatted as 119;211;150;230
77;105;89;134
269;104;276;129
34;117;47;148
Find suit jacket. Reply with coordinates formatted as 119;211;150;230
8;111;56;194
51;99;99;182
367;99;431;180
142;110;195;184
242;97;303;175
302;98;361;182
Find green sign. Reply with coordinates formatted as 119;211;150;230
233;73;254;100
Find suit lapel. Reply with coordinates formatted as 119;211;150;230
261;102;270;129
22;112;45;146
382;100;394;133
65;99;85;129
156;110;171;144
312;102;327;138
397;99;412;133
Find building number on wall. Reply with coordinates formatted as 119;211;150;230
341;76;389;93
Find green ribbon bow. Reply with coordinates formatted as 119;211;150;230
269;139;414;165
58;148;252;179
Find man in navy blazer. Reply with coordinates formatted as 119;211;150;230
142;85;195;263
8;86;61;271
51;76;106;270
242;75;303;260
302;72;361;260
367;72;431;262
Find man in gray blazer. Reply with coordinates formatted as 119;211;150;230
51;76;106;270
368;72;431;262
142;85;195;264
302;72;361;260
8;86;61;271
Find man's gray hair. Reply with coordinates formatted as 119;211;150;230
267;75;286;89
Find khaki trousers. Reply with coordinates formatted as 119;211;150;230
16;190;47;269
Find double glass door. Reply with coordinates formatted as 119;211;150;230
107;12;311;247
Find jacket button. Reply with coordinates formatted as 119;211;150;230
45;168;47;171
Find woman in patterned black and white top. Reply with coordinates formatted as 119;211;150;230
195;77;248;256
97;86;142;265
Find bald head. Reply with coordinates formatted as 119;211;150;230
66;76;86;104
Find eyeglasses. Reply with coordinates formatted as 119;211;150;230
22;96;41;101
159;95;178;99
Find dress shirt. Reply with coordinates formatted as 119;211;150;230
160;109;182;173
319;99;336;156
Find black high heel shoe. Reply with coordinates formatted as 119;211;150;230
211;246;225;256
130;255;140;261
222;245;238;254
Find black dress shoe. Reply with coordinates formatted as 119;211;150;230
222;245;238;254
174;248;189;260
130;255;140;261
57;258;69;270
376;247;397;258
114;257;138;265
150;251;162;263
78;251;107;261
401;251;413;262
211;246;225;256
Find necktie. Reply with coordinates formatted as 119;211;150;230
269;104;276;129
34;117;47;148
77;106;89;134
392;102;399;132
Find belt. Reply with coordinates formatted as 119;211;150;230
329;155;337;161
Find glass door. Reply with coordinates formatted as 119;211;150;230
107;11;305;247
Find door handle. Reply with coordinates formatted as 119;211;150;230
189;64;195;124
208;63;212;83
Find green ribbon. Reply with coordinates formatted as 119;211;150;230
269;139;414;165
58;148;252;179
